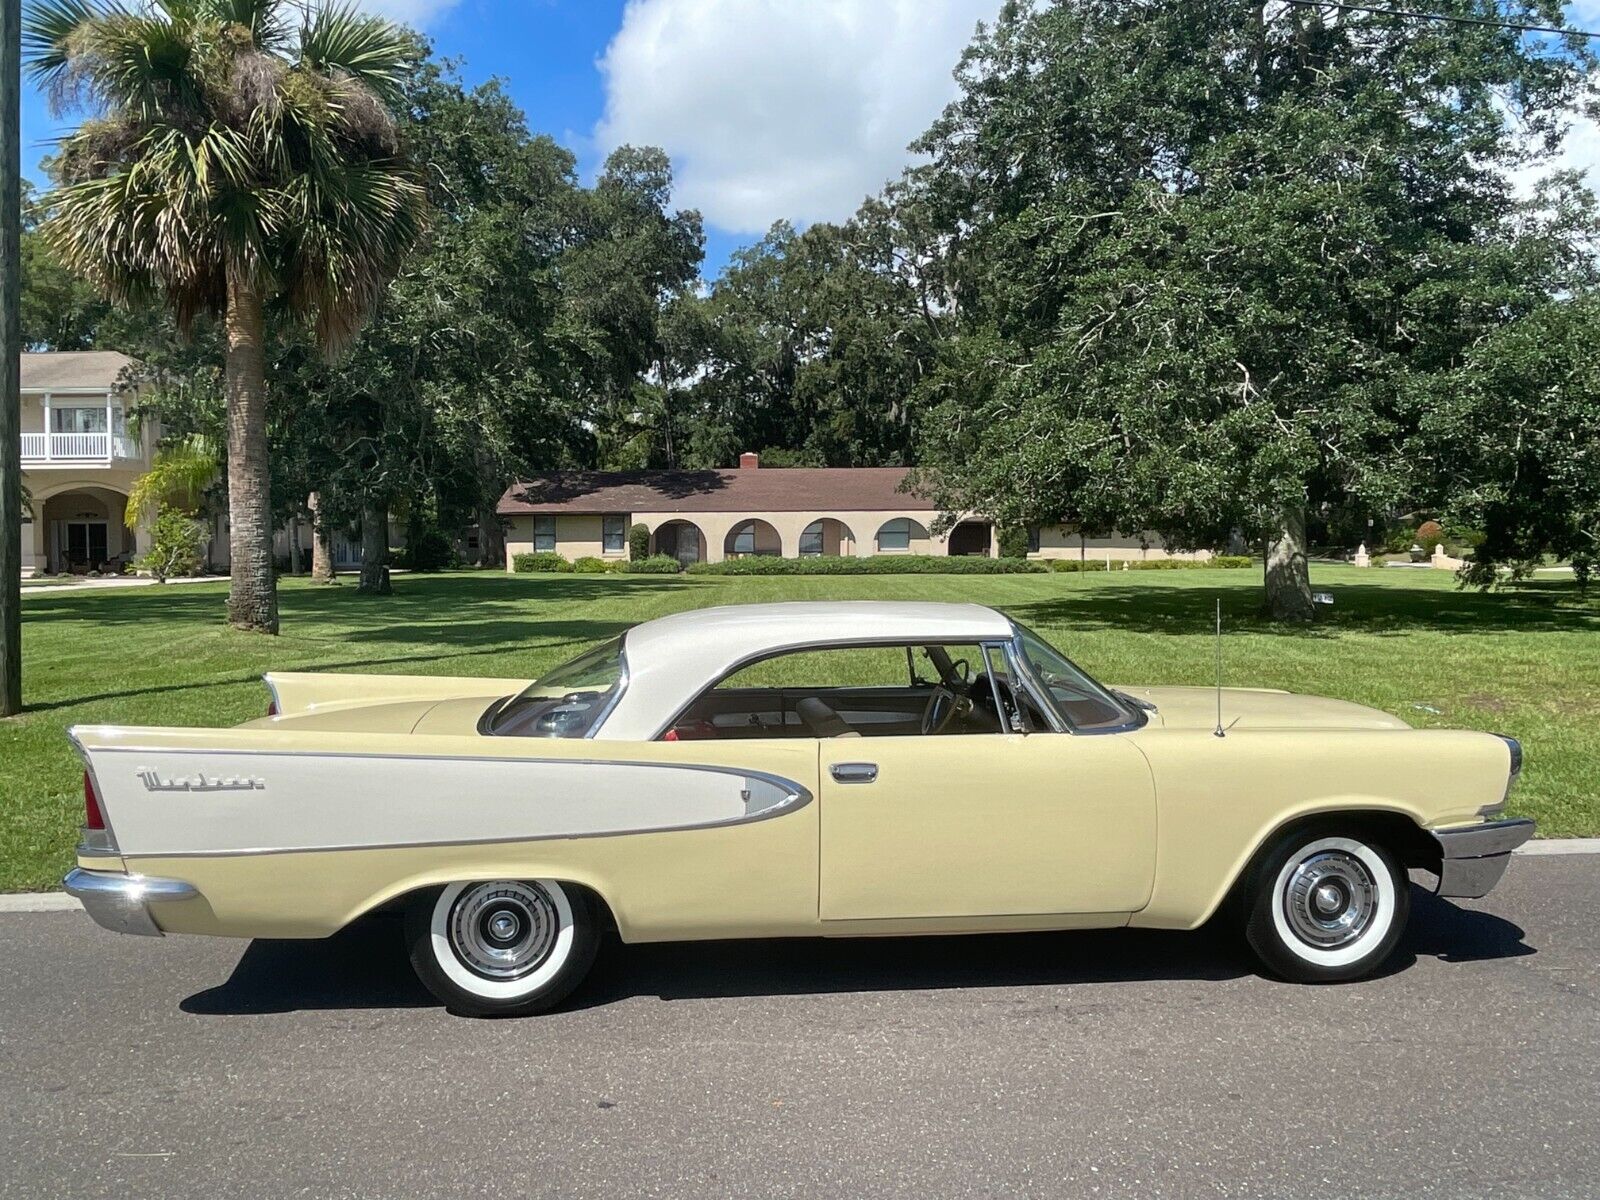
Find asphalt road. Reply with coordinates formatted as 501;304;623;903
3;856;1597;1200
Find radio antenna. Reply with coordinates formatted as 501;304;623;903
1213;598;1225;738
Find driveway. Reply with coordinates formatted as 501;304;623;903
2;855;1596;1199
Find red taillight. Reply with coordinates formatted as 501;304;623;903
266;700;277;717
83;772;106;831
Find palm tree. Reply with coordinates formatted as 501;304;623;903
24;0;426;632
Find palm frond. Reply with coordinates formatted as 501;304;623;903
297;2;413;106
126;433;222;525
198;0;290;51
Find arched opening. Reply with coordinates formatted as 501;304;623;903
652;519;706;566
947;520;993;557
799;518;856;557
724;518;783;558
875;517;928;554
38;486;136;574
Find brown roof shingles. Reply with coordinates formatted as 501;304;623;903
497;467;936;515
20;351;136;392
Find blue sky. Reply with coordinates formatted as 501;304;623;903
22;0;1006;279
26;0;1599;279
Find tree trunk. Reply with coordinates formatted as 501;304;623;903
0;0;22;716
287;514;302;576
308;491;336;583
476;503;505;569
1264;505;1314;622
224;269;278;633
357;498;390;594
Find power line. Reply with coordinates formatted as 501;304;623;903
1279;0;1600;40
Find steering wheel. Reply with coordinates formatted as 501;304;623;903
920;683;972;735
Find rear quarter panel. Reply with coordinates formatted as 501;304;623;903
74;727;819;942
1128;727;1514;929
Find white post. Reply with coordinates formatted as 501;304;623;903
41;390;50;460
104;392;112;462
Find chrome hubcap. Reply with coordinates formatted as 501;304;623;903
1283;850;1377;948
449;882;559;980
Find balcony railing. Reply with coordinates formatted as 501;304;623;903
20;432;142;462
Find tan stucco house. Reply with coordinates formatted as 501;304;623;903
498;452;1207;568
18;351;158;576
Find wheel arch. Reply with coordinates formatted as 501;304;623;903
349;869;623;939
1205;805;1440;927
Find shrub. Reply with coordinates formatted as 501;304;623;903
399;526;457;573
512;551;574;573
1415;520;1444;553
625;554;683;574
685;555;1045;576
572;556;618;573
1048;555;1248;571
996;526;1031;559
628;522;651;560
143;509;205;582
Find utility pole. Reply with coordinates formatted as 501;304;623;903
0;0;21;716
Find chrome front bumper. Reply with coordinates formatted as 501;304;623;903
63;868;199;937
1433;818;1536;899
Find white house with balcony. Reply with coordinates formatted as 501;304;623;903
19;351;155;576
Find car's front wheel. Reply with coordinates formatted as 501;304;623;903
405;879;600;1016
1244;827;1410;983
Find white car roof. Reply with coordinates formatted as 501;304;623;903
596;601;1015;739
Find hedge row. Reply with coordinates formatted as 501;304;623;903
513;551;1254;575
511;551;682;575
1047;555;1253;572
685;555;1046;576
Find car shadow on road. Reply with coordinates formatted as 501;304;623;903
179;885;1533;1016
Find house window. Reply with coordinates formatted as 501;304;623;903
1027;526;1041;554
731;524;755;555
876;518;914;552
799;521;824;556
602;514;627;553
533;515;556;552
52;406;108;433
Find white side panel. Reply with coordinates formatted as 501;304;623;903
86;748;807;857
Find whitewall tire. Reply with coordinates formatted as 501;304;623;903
405;880;600;1016
1244;827;1409;983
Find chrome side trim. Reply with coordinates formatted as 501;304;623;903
63;868;199;937
81;747;814;859
1480;734;1523;816
1433;817;1536;899
76;826;120;857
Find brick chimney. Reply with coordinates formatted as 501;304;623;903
738;451;760;469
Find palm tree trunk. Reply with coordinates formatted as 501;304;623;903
357;498;390;594
1264;505;1314;622
224;269;278;633
308;490;336;583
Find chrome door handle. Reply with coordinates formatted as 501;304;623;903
830;762;878;784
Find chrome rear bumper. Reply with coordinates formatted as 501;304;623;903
63;868;198;937
1433;818;1536;899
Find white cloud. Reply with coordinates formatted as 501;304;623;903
356;0;462;27
595;0;1002;234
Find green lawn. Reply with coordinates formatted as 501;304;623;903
3;565;1596;891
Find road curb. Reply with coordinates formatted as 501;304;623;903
2;837;1596;912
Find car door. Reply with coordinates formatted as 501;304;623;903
817;729;1157;921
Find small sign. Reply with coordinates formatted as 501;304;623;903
1312;591;1334;605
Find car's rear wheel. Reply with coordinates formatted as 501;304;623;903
405;879;599;1016
1244;827;1410;983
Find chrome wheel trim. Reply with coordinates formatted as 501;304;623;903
1282;850;1377;949
448;882;560;981
1270;837;1396;968
429;880;576;1000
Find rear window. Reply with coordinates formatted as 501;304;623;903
488;637;625;738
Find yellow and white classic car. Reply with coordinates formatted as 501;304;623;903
65;601;1531;1016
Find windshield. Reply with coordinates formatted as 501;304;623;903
1009;622;1137;732
489;637;626;738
